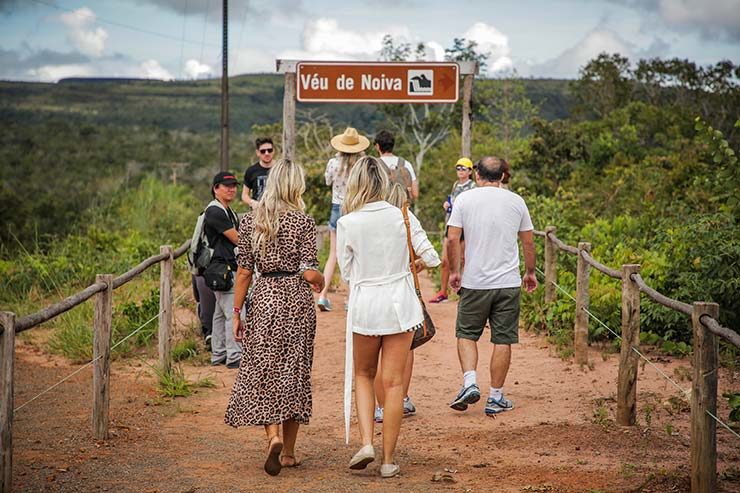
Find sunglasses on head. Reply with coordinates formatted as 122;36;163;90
259;148;274;154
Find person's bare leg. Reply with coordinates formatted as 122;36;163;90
354;333;382;446
380;331;414;465
378;350;413;408
439;237;450;295
402;351;413;397
319;231;337;301
490;344;512;388
374;355;385;407
264;423;280;440
281;418;300;466
457;338;478;373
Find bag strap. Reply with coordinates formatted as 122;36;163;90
401;202;422;299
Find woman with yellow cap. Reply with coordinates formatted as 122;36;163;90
429;157;477;303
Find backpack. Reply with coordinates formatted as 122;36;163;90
388;157;413;202
187;200;226;275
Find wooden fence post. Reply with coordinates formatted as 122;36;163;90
574;242;591;366
159;245;173;374
617;264;641;426
92;275;113;440
544;226;557;304
461;73;474;158
691;302;719;493
282;71;296;162
1;312;15;493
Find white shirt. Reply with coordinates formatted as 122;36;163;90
447;186;533;290
380;155;417;181
337;200;440;442
324;157;347;205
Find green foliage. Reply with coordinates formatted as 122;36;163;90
155;364;216;398
723;392;740;426
171;339;198;362
113;289;161;350
47;302;94;363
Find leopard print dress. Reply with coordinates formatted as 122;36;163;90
224;210;318;427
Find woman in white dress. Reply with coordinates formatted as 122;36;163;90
337;156;440;478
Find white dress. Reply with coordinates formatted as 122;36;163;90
336;200;441;442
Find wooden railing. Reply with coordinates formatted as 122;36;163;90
535;227;738;493
0;239;190;493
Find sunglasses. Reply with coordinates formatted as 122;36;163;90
259;148;274;154
455;165;471;171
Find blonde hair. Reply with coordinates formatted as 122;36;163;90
342;156;389;215
385;182;407;209
251;159;306;255
338;151;363;177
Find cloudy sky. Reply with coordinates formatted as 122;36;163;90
1;0;738;82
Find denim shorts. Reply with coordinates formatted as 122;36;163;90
328;203;341;231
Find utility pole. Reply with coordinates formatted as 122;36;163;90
220;0;229;171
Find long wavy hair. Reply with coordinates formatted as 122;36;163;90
385;182;407;209
342;156;389;215
338;151;364;177
251;159;306;255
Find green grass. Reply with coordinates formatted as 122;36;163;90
155;364;216;398
171;338;198;362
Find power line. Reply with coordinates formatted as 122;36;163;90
27;0;220;48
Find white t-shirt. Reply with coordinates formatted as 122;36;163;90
381;155;417;181
447;186;533;290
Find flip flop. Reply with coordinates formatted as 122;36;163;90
280;454;303;467
264;437;283;476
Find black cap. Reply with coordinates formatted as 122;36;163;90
212;171;239;186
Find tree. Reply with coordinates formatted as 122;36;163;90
476;71;539;161
377;35;488;176
571;52;632;118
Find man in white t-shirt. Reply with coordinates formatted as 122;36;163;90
446;156;537;416
374;129;419;202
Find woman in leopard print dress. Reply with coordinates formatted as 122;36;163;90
225;159;325;477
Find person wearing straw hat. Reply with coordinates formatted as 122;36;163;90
316;127;370;312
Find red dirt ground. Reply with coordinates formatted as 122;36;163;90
10;274;740;492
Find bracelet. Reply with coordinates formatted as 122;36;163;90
232;306;241;314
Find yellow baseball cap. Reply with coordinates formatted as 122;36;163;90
455;157;473;169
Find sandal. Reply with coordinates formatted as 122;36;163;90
280;454;302;467
264;436;283;476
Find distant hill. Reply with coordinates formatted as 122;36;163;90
0;74;574;133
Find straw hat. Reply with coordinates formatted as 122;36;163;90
330;127;370;153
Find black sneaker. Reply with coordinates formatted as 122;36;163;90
211;357;226;366
204;334;212;352
450;384;481;411
226;359;241;369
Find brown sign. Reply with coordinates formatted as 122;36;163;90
296;62;459;103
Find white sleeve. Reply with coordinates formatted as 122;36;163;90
519;198;534;232
447;193;464;228
336;218;353;282
404;160;417;181
408;211;441;268
324;159;336;186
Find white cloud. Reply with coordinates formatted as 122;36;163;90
140;59;173;80
278;18;411;61
529;28;633;78
27;64;95;82
59;7;108;57
609;0;740;41
183;59;212;79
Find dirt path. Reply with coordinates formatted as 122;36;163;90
11;274;740;492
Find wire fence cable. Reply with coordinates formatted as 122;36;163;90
535;267;739;440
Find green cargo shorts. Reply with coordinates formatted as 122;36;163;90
456;286;521;344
